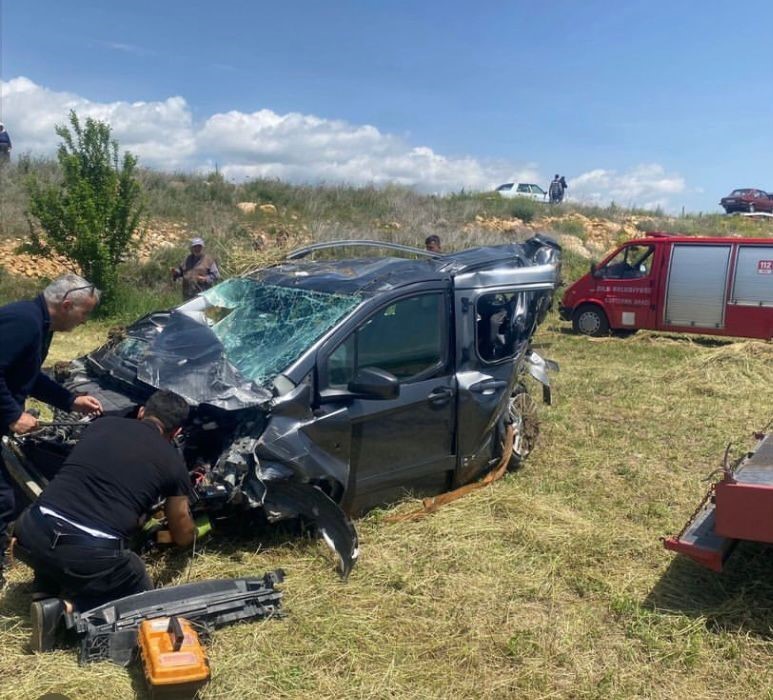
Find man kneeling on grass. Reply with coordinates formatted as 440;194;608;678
14;390;196;652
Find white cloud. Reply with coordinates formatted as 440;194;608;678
568;164;686;210
0;76;535;192
1;76;687;208
1;77;196;167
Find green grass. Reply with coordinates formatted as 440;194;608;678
3;169;773;697
2;319;773;699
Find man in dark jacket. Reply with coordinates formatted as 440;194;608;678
0;123;11;161
549;174;563;204
0;274;103;589
171;237;220;300
14;390;196;652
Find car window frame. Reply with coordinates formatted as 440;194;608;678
317;289;452;393
473;289;531;366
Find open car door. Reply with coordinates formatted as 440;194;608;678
452;264;557;486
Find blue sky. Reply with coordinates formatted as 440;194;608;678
2;1;772;212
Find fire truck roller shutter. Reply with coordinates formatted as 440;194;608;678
664;244;731;329
731;245;773;307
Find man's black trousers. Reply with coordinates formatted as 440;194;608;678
0;453;19;564
14;505;152;611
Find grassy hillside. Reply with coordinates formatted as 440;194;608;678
1;164;773;698
3;158;773;313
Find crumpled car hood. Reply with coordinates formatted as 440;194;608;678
88;310;273;411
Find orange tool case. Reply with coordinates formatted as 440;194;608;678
138;615;210;697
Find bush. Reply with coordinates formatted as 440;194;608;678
26;111;143;310
508;198;540;223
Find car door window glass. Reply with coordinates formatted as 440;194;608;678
327;334;355;387
517;184;529;192
476;291;534;362
326;293;445;387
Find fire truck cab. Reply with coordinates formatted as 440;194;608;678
560;233;773;340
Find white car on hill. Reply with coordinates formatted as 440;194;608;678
495;183;548;201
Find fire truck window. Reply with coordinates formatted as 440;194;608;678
600;245;654;279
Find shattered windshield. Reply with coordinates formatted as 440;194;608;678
99;279;362;408
200;279;362;386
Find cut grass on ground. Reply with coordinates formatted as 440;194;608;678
2;319;773;699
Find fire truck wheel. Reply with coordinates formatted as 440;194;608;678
572;304;609;336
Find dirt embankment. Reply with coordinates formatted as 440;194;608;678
468;212;650;260
1;205;648;279
0;221;191;278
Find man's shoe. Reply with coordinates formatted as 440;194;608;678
29;598;64;653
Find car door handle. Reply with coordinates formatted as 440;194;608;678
427;387;454;404
469;379;508;395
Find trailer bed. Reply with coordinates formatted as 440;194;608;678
664;433;773;572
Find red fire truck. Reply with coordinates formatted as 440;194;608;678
559;233;773;340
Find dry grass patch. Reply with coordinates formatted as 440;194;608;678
3;322;773;698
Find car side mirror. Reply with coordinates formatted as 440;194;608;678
590;262;601;278
347;367;400;400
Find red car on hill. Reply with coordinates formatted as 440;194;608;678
720;188;773;214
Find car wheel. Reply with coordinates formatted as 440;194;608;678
572;304;609;336
507;385;539;469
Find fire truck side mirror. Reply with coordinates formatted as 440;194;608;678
590;262;600;278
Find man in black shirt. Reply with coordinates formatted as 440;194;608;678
14;390;196;652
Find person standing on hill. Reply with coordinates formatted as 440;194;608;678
171;237;220;300
0;123;12;162
0;275;104;590
559;175;568;200
548;175;563;204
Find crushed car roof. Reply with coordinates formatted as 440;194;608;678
253;236;560;297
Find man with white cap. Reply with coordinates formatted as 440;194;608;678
170;237;220;300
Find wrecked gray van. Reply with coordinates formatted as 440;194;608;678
3;237;561;577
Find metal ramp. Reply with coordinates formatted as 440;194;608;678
664;489;736;572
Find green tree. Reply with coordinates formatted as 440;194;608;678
26;110;143;308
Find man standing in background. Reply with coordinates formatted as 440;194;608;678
0;274;104;589
0;123;12;162
171;237;220;300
